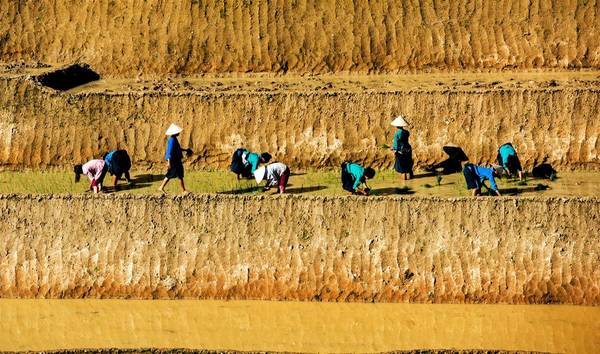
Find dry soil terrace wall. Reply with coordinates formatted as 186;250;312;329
0;194;598;304
1;0;600;76
1;77;599;169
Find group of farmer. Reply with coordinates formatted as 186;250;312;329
73;116;524;196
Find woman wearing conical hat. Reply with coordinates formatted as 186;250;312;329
390;115;414;180
158;123;192;194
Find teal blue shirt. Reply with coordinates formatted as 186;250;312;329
347;163;365;190
245;152;260;173
393;129;410;150
498;144;516;168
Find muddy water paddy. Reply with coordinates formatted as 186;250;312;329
0;300;598;353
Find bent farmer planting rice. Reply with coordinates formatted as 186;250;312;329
74;159;108;194
341;161;375;196
463;163;502;196
497;143;524;181
104;149;133;189
230;148;272;179
254;162;290;194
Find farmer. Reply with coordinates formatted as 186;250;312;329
230;148;272;179
254;162;290;194
341;161;376;195
462;163;502;196
158;123;192;194
390;115;414;180
496;143;523;181
104;149;133;189
73;159;108;194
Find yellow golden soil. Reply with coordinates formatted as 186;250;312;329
1;1;599;76
1;300;599;353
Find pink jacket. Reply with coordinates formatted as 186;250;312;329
82;159;105;182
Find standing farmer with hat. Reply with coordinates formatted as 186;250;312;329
158;123;192;194
390;115;414;180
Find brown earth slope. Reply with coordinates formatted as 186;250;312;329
1;72;599;170
1;0;599;76
0;194;598;304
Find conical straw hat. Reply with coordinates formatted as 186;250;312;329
165;123;183;135
254;166;266;184
391;115;409;127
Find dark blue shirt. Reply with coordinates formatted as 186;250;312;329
165;136;183;162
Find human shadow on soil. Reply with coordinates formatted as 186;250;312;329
371;186;415;196
411;172;437;179
499;184;550;196
131;174;164;183
286;185;327;194
219;185;262;195
102;182;154;194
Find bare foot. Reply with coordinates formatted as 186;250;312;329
181;190;190;196
158;188;166;194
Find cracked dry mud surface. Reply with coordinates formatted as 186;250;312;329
0;194;598;304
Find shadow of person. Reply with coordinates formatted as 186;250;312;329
425;146;469;175
531;163;557;179
500;184;550;196
286;185;327;194
371;186;415;196
131;174;165;183
411;172;437;179
102;182;155;194
219;185;262;195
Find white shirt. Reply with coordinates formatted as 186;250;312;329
265;162;288;185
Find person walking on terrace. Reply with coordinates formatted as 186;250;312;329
104;149;133;190
230;148;272;179
341;161;376;195
158;123;192;194
254;162;290;194
496;143;524;181
74;159;108;194
390;115;414;180
462;163;503;196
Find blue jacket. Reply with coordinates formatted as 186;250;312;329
165;136;183;162
473;165;498;191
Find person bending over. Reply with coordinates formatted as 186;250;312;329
104;149;133;190
230;148;272;179
74;159;108;194
463;163;502;196
254;162;290;194
496;143;524;181
341;161;376;195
